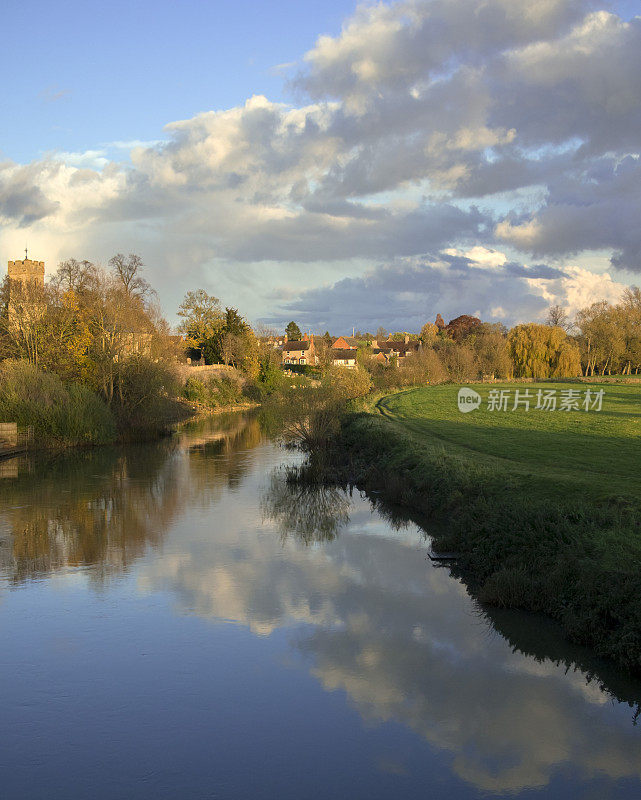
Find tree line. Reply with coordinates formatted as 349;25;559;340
0;260;288;441
1;250;639;446
0;255;182;435
282;287;641;390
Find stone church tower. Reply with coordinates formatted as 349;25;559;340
5;253;46;325
7;254;45;287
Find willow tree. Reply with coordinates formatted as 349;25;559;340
508;323;581;378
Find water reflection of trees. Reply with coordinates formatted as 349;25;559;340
0;442;183;583
0;412;266;584
478;602;641;720
261;468;350;544
180;412;265;495
370;490;641;721
262;464;641;720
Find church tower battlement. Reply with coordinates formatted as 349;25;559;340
7;257;45;287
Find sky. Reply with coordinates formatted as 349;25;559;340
1;0;640;332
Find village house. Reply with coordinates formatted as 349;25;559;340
372;334;421;365
281;333;318;366
330;336;358;368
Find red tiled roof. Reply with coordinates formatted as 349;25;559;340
332;336;357;349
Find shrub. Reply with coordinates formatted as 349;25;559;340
182;370;246;409
113;355;183;436
183;378;209;404
321;366;372;401
0;360;116;446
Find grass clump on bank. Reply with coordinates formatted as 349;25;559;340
312;383;641;673
183;372;247;409
0;360;116;447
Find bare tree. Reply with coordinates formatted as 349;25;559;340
545;304;570;330
622;285;641;311
109;253;153;300
52;258;97;294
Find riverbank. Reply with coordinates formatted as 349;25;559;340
304;383;641;673
0;359;267;453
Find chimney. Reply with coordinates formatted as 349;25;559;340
404;333;409;344
303;332;308;341
284;333;288;343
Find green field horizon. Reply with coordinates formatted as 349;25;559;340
374;382;641;503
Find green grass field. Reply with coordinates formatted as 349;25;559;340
375;383;641;503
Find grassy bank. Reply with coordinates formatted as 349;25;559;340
314;383;641;672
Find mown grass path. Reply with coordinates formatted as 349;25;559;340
374;383;641;503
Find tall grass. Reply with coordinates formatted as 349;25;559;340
0;361;116;447
183;372;247;408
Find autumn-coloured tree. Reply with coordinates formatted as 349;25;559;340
575;297;640;375
420;322;438;346
445;314;481;341
469;323;511;379
508;324;581;378
177;289;224;350
438;339;478;381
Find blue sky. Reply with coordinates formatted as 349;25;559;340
1;0;356;163
1;0;639;331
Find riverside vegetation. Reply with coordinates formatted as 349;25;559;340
2;252;640;448
0;256;293;448
293;382;641;674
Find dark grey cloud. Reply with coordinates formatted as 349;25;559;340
488;14;641;153
262;252;566;332
221;203;489;262
0;163;59;226
261;245;629;333
504;262;567;279
497;155;641;271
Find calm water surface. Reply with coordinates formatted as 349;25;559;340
1;413;641;799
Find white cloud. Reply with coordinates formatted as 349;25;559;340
0;0;638;320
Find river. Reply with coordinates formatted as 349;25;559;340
1;412;641;799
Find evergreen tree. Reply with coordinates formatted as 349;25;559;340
285;321;302;340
